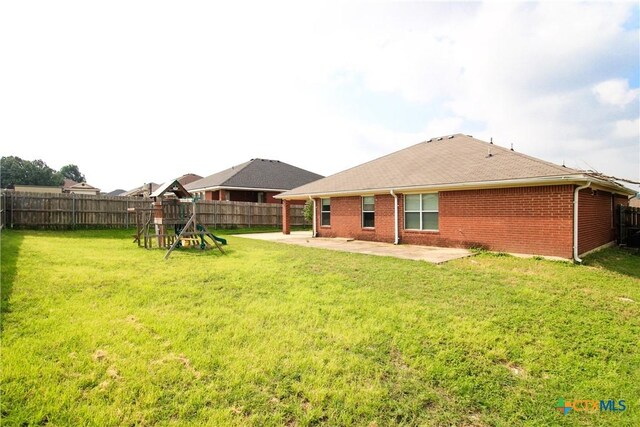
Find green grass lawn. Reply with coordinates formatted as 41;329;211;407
1;230;639;426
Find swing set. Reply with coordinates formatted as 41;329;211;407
129;179;227;259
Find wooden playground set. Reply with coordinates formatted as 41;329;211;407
128;180;227;259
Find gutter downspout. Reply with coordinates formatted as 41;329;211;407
309;196;316;238
573;182;591;263
390;190;399;244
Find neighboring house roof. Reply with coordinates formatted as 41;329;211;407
106;189;126;196
121;183;160;197
186;159;324;192
63;178;79;189
278;134;635;199
176;173;203;186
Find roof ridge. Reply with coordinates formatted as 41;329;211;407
318;138;433;179
464;135;579;174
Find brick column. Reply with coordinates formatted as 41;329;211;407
282;200;291;235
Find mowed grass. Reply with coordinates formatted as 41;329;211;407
1;230;639;426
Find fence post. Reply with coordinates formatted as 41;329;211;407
248;204;252;227
71;193;76;229
619;205;626;245
0;191;4;229
125;199;129;228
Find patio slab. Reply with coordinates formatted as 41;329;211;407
233;231;473;264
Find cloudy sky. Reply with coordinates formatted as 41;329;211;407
1;1;638;193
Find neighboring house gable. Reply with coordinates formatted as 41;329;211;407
65;182;101;195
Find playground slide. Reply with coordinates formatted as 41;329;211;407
208;233;227;245
193;224;227;246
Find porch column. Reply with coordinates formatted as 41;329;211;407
282;200;291;235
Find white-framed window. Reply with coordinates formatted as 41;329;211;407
362;196;375;228
404;193;439;230
321;198;331;226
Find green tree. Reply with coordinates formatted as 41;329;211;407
58;164;86;183
302;199;313;224
0;156;63;188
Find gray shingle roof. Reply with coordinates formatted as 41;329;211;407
106;189;126;196
121;183;160;197
185;159;323;191
278;134;632;198
176;173;203;186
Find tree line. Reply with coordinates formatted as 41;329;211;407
1;156;86;189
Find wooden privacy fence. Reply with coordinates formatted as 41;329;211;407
618;205;640;248
0;191;306;229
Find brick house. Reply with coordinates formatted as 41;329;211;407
186;158;323;205
277;134;635;261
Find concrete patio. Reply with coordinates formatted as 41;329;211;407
233;231;473;264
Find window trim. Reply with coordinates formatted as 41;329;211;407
320;198;331;227
362;195;375;229
404;193;439;231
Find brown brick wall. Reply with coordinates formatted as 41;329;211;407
315;195;396;242
315;185;578;258
266;192;280;204
205;190;219;201
204;190;303;204
577;188;622;255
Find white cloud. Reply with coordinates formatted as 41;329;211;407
613;118;640;139
593;79;640;107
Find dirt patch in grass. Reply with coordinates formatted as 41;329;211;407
150;353;202;379
92;350;108;362
505;363;526;377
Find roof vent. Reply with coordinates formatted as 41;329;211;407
467;135;473;137
510;143;514;151
487;147;493;158
448;135;454;139
427;138;433;142
490;137;493;144
562;160;566;168
437;137;443;141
